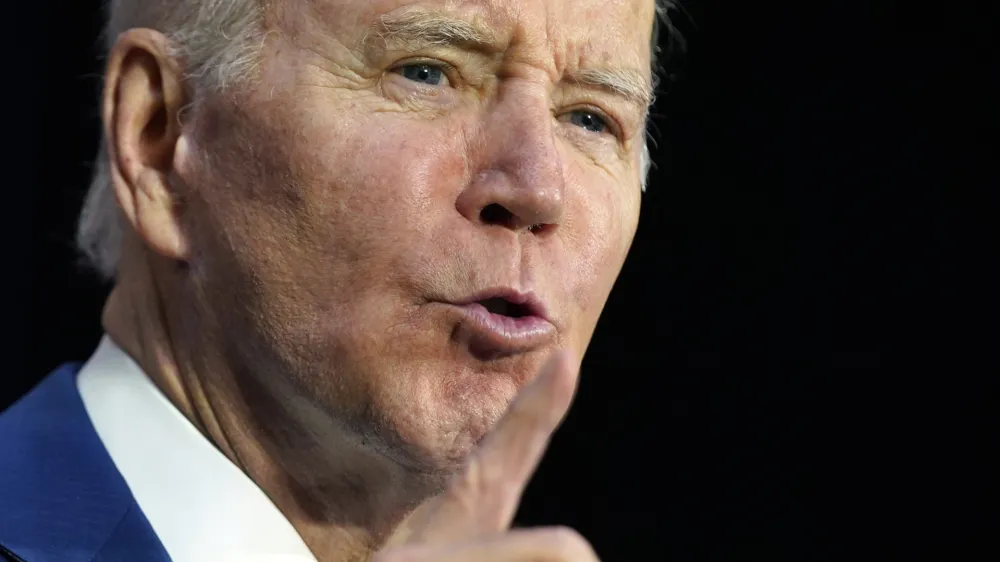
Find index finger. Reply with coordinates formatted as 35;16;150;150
413;349;580;543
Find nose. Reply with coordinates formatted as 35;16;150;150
456;85;566;234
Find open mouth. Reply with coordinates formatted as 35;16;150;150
478;297;533;318
443;289;555;356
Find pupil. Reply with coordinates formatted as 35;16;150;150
403;64;441;85
574;112;605;133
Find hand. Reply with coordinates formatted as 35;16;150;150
374;350;599;561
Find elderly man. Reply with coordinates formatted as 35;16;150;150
0;0;672;560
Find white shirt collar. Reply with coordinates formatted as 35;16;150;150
77;335;317;562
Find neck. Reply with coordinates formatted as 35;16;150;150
103;241;436;561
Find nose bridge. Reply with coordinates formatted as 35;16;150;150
475;82;566;228
491;84;562;188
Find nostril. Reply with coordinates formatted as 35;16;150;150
480;203;515;228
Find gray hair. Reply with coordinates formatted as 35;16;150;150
78;0;678;279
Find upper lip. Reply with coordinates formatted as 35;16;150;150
452;288;552;323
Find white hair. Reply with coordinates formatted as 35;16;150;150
78;0;676;279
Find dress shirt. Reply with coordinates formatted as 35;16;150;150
77;335;317;562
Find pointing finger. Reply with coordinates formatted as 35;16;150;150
412;349;579;542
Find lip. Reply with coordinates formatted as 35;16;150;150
444;289;556;357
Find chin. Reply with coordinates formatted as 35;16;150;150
287;299;558;474
365;354;535;474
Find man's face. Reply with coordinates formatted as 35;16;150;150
178;0;654;472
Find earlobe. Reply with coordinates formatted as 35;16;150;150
134;167;190;259
103;29;190;263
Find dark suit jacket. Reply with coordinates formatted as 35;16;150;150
0;364;171;561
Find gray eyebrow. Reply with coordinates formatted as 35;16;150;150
571;68;654;111
361;8;500;54
362;9;653;111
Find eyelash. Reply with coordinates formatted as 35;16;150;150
389;59;624;140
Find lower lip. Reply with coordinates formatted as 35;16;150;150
445;302;556;356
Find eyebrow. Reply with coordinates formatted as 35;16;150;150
362;9;654;111
362;9;501;55
570;68;654;111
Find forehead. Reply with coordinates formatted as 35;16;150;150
299;0;656;69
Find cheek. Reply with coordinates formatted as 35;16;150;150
289;108;471;262
565;177;639;328
182;96;473;328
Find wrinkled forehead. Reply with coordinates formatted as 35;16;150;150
287;0;657;73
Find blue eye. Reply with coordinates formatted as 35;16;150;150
397;64;447;86
567;110;609;134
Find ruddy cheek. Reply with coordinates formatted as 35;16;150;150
375;119;473;206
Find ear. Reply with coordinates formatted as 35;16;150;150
103;28;189;262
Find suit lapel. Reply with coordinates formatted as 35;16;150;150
0;365;170;561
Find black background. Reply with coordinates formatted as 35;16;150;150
3;1;997;560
